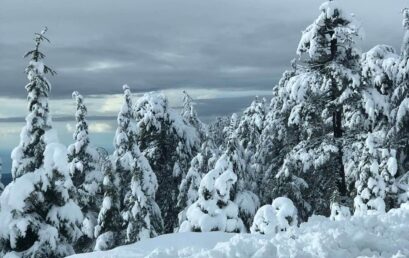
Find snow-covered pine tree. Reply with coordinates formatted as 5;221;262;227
177;137;219;227
108;85;164;246
123;144;163;244
353;133;398;215
295;0;361;198
236;97;266;192
223;113;239;143
94;160;122;251
67;91;103;252
236;97;266;155
258;0;362;220
0;28;83;258
208;116;230;149
179;157;245;233
357;9;409;207
224;132;259;231
181;90;207;140
388;8;409;178
251;197;298;235
134;92;199;233
256;62;300;203
11;27;55;180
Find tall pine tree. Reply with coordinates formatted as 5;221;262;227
67;91;103;252
114;85;163;243
0;28;83;258
134;92;200;232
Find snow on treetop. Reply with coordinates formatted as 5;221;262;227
319;0;344;19
297;0;361;60
271;197;297;222
72;91;80;99
135;91;200;150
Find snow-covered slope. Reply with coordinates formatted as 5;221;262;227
69;204;409;258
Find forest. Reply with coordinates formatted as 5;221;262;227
0;1;409;257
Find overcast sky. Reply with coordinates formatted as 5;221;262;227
0;0;407;175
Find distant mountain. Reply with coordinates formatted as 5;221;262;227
1;173;11;186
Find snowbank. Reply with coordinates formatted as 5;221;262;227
69;203;409;258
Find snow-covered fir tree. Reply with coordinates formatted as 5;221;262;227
257;0;362;220
295;0;361;197
67;91;103;252
354;133;398;215
256;62;299;203
134;92;199;232
11;27;55;180
94;160;122;251
224;132;259;230
236;97;266;192
0;28;83;257
357;9;409;208
181;90;207;140
177;137;219;228
106;85;164;246
208;116;230;149
250;197;298;235
122;144;163;244
388;8;409;179
179;157;245;233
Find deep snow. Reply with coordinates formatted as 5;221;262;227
69;203;409;258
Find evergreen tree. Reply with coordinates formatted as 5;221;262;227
181;90;207;140
256;0;362;219
177;137;219;227
102;85;163;247
208;116;230;149
388;8;409;178
0;28;83;257
236;97;267;193
256;63;299;203
179;157;245;233
67;91;103;252
94;160;122;251
225;133;259;231
296;0;361;197
134;92;199;233
11;27;55;180
354;133;398;215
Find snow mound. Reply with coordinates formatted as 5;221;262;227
69;203;409;258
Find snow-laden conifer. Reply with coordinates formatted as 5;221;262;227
177;137;219;227
250;197;297;235
67;91;103;252
208;116;230;149
179;156;245;233
11;27;55;180
134;92;199;233
181;90;207;140
94;160;122;251
354;133;398;215
0;28;83;257
236;97;266;188
224;133;259;231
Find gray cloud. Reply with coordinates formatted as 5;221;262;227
1;0;406;100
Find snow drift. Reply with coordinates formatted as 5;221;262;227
69;203;409;258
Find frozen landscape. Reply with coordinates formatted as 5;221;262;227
1;0;409;257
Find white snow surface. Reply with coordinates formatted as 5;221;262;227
69;203;409;258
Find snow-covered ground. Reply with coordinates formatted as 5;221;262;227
69;203;409;258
